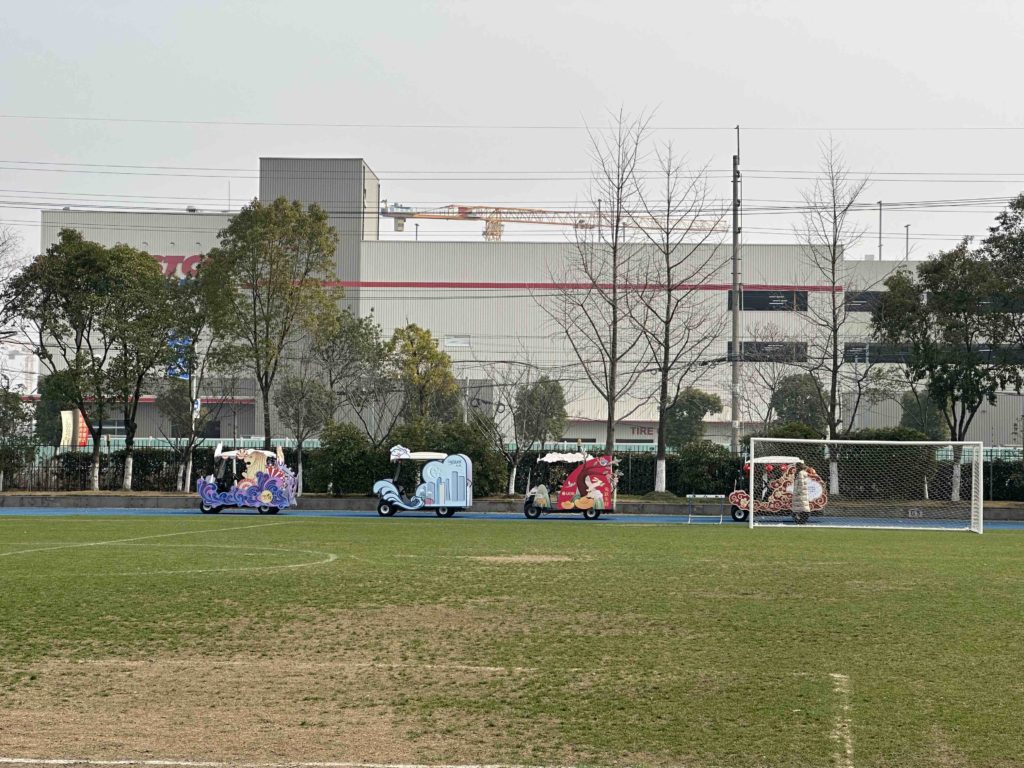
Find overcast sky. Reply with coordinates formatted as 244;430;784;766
2;0;1023;257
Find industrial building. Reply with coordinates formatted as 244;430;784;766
35;157;1024;449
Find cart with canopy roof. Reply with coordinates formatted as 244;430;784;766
373;445;473;517
727;455;828;523
197;443;298;514
523;452;618;520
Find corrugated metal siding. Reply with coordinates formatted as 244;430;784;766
260;158;371;312
41;210;230;269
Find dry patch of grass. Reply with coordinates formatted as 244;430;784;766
0;650;555;763
467;554;575;564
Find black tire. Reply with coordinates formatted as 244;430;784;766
435;507;455;518
257;505;273;515
731;505;748;522
377;501;395;517
200;501;220;514
582;507;601;520
793;509;809;525
524;505;542;519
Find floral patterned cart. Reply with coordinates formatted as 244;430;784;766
728;455;828;523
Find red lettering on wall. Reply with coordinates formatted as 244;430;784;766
153;254;203;279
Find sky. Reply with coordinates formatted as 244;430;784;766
2;0;1024;258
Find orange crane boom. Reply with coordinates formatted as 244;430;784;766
380;202;724;241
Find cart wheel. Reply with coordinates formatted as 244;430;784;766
200;501;220;514
435;507;455;518
793;510;809;525
731;506;748;522
582;507;601;520
524;505;542;519
257;505;274;515
377;501;395;517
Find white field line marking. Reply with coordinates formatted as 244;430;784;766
67;543;339;576
0;762;563;768
0;520;290;559
830;672;855;768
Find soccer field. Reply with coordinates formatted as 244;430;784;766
1;516;1022;768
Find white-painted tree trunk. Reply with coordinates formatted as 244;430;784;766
184;451;194;493
507;463;518;496
829;460;839;496
951;461;962;502
90;451;100;492
122;454;133;491
655;458;666;493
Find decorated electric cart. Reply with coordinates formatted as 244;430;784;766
727;455;828;523
373;445;473;517
197;444;298;514
523;452;618;520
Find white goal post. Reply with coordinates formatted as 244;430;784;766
745;438;983;533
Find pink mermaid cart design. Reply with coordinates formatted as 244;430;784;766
728;455;828;523
524;453;618;520
197;443;298;515
373;445;473;518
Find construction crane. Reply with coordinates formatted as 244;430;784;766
380;202;724;241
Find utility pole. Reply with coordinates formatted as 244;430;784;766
905;224;910;260
878;201;883;260
730;126;742;455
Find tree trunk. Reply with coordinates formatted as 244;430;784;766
183;446;194;493
122;453;134;491
829;459;839;496
951;444;963;502
262;384;273;450
655;459;666;494
297;444;304;497
507;462;518;496
90;438;101;491
176;460;185;493
654;361;669;492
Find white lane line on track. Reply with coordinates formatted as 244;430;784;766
830;672;855;768
0;762;562;768
0;520;291;558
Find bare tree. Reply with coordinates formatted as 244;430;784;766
631;144;727;491
795;138;888;492
540;110;651;454
0;227;26;347
738;321;804;429
273;353;334;495
465;359;568;494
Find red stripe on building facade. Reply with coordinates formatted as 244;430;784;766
323;281;844;292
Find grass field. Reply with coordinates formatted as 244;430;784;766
1;515;1022;768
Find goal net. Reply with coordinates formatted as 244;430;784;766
744;438;983;533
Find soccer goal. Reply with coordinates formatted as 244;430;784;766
744;438;983;533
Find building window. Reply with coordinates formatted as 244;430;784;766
727;341;808;362
728;290;809;311
843;342;911;363
845;290;886;312
100;419;126;437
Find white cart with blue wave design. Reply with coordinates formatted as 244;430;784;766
373;445;473;517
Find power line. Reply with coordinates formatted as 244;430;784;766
4;114;1024;131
